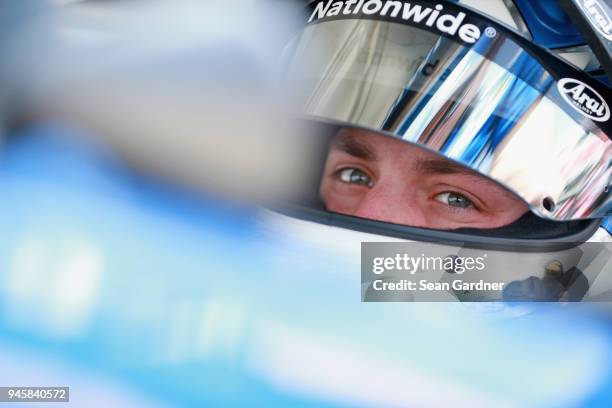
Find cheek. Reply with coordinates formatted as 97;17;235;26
469;202;529;229
425;206;486;229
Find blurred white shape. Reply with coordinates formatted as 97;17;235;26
45;243;103;338
249;321;514;408
3;237;102;339
163;300;202;364
195;298;246;360
159;297;247;364
3;239;49;325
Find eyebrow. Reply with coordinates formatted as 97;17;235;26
414;158;493;185
332;133;497;186
332;132;377;161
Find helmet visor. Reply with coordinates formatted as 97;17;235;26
281;0;612;221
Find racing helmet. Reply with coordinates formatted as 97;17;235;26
273;0;612;301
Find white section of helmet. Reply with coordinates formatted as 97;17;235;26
282;0;611;287
260;210;612;303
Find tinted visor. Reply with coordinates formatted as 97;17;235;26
281;0;612;221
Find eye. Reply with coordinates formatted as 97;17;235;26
434;192;473;209
338;168;374;187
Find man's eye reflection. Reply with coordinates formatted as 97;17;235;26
434;192;473;209
337;167;374;187
319;129;529;230
337;168;474;209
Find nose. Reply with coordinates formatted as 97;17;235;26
352;182;428;227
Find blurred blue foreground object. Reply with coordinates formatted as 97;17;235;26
2;124;612;407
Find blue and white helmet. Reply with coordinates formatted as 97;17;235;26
273;0;612;301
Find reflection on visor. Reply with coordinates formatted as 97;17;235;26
282;16;612;221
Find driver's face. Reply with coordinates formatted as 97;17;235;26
319;128;529;230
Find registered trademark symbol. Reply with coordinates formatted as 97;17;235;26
484;27;497;38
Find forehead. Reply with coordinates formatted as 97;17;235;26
332;127;451;162
330;127;519;188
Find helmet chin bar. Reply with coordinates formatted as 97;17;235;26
453;211;595;240
278;203;602;248
266;208;610;302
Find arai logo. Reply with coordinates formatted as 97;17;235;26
557;78;610;122
577;0;612;41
